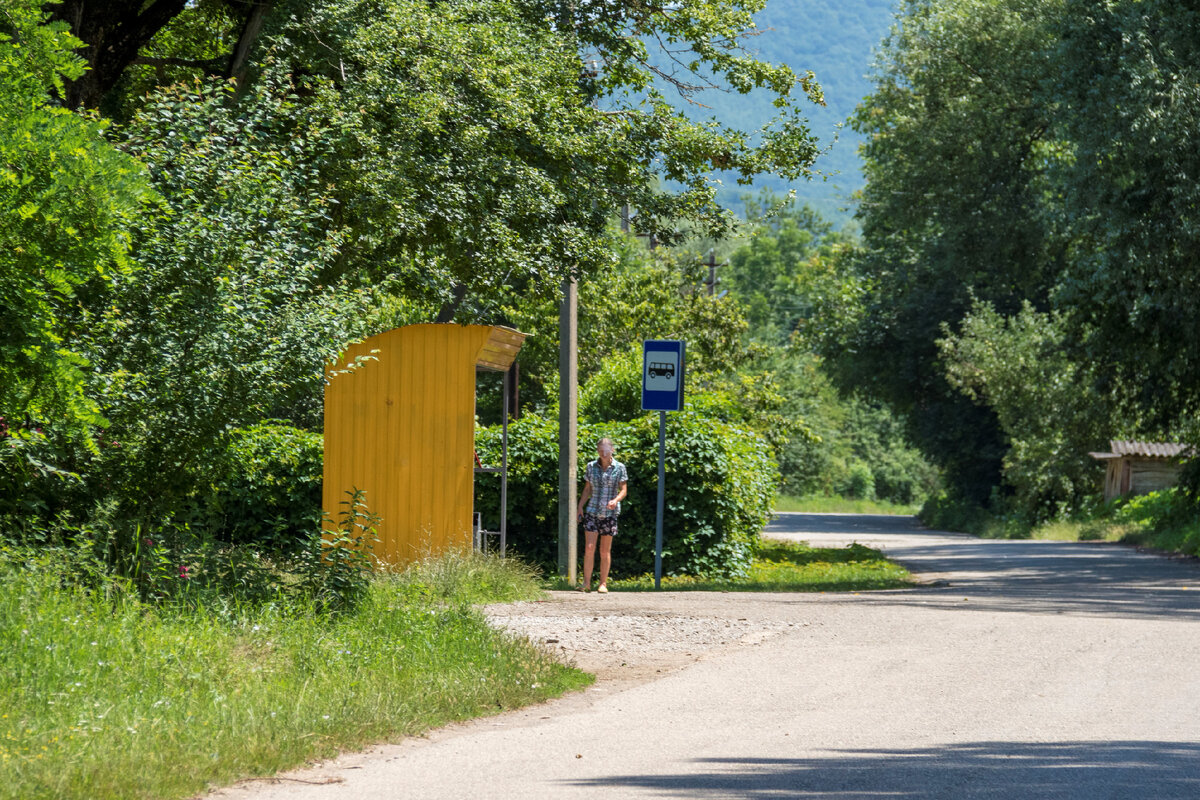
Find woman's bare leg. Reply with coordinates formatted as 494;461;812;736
581;529;599;588
598;535;613;588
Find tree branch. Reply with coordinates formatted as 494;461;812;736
132;56;226;71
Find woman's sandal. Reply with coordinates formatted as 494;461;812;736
576;584;589;592
597;585;608;594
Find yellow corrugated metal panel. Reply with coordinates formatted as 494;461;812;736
323;324;507;567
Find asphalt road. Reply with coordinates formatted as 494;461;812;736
211;514;1200;799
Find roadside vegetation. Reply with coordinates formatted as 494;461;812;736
4;3;935;795
0;546;588;800
922;490;1200;559
607;539;914;593
774;495;921;515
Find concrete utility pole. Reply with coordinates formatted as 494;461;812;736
557;276;578;584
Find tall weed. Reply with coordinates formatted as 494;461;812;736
0;546;584;800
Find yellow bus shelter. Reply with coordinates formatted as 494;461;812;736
323;324;525;566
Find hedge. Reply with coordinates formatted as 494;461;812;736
199;421;324;551
474;411;778;578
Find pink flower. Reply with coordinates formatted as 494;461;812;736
178;565;191;580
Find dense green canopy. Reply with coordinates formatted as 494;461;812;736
4;0;829;527
834;0;1200;514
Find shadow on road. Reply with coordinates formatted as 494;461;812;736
567;741;1200;798
768;513;1200;621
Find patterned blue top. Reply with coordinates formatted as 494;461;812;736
585;458;628;518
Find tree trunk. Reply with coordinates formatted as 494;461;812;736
227;2;272;85
435;284;469;324
49;0;190;108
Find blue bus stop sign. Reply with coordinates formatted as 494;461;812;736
642;340;684;590
642;340;685;412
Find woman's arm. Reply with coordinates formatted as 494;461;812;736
607;480;628;509
577;480;592;518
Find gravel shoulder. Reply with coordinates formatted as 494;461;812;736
484;592;804;690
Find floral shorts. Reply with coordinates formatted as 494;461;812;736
582;513;618;536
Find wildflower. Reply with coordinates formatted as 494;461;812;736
178;564;191;580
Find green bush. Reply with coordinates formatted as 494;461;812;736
201;422;323;551
578;346;644;423
842;461;875;500
918;492;992;534
1112;489;1192;528
474;411;778;578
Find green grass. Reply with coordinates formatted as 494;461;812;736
1026;519;1134;543
1023;517;1200;554
920;490;1200;553
608;538;916;592
774;494;922;515
0;549;590;800
939;513;1138;543
394;546;548;604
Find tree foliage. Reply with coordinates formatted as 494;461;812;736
840;0;1068;503
841;0;1200;513
0;0;152;466
67;76;376;522
727;194;850;342
1050;0;1200;426
939;302;1123;519
5;0;837;568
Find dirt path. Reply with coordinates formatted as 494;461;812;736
209;514;1200;799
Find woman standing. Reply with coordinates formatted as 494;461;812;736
575;437;628;593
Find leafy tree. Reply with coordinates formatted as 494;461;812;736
713;194;935;503
939;302;1126;519
727;193;850;342
1050;0;1200;430
64;77;376;523
497;236;764;412
47;0;271;109
0;0;152;490
58;0;826;273
255;0;624;322
841;0;1068;502
523;0;825;239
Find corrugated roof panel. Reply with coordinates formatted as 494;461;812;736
475;326;527;372
1108;440;1190;458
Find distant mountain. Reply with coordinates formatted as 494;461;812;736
685;0;899;225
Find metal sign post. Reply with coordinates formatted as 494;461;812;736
642;339;685;590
